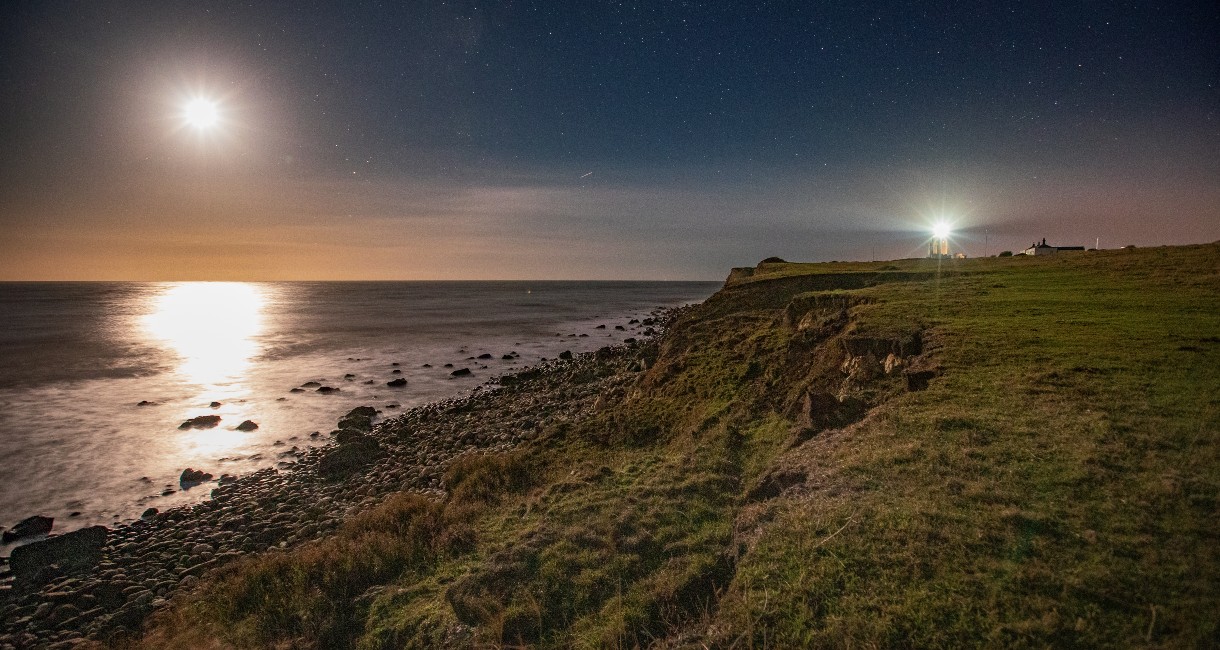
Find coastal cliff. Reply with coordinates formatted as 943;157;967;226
7;244;1220;648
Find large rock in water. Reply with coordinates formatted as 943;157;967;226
180;468;213;488
10;525;108;584
2;515;53;543
179;415;221;430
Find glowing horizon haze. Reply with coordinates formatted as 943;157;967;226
1;2;1217;280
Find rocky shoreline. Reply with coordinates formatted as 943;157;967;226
0;308;681;648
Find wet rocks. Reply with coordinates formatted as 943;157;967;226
338;406;377;432
9;526;108;585
318;436;381;479
387;378;408;387
450;368;472;377
0;306;686;646
316;386;341;394
179;468;213;488
178;415;221;430
558;350;573;360
2;515;53;543
235;420;259;432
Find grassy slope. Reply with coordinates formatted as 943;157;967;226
137;244;1220;648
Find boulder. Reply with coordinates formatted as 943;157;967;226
387;378;408;387
317;386;340;394
558;350;574;360
338;406;377;431
477;353;493;359
333;428;374;446
301;381;322;388
2;515;53;542
235;420;259;431
136;400;156;407
9;525;108;585
178;415;221;430
450;368;472;377
209;401;222;408
318;438;382;479
179;468;213;487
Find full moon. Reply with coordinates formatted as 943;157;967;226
183;98;219;129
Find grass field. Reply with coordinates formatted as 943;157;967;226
136;243;1220;648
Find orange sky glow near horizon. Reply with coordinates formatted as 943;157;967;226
2;3;1217;281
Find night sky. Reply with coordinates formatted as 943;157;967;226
2;1;1217;280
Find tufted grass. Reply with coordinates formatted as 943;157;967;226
136;243;1220;648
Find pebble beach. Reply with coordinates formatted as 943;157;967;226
0;308;680;648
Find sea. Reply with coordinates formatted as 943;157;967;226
0;281;719;546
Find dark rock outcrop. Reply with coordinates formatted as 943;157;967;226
2;515;53;543
338;406;377;432
9;525;108;585
179;468;213;488
178;415;221;430
236;420;259;431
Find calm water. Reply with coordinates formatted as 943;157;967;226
0;281;718;543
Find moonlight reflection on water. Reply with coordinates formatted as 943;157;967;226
140;282;271;456
141;282;267;387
